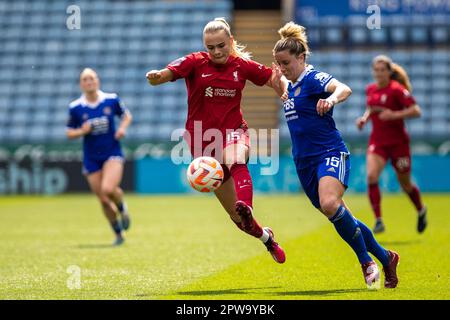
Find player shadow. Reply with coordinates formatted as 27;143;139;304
379;239;421;246
175;286;282;296
272;288;370;297
166;287;369;298
77;243;116;249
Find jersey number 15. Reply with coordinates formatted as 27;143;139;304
325;156;340;168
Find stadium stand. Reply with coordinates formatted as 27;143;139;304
277;16;450;142
282;49;450;141
0;0;448;145
0;0;232;143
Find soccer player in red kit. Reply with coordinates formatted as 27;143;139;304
356;55;427;234
146;18;286;263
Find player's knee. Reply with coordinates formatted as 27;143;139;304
367;172;379;185
223;146;247;168
114;187;123;198
101;185;115;198
98;195;111;207
224;154;245;168
319;196;340;217
400;181;413;193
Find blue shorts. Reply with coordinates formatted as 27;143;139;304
295;151;350;209
82;153;124;175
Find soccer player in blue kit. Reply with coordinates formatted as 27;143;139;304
66;68;132;246
273;22;399;289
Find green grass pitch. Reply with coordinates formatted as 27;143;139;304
0;193;448;299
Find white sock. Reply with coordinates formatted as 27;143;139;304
259;228;270;243
418;206;426;217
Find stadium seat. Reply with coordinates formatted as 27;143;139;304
407;121;426;136
9;126;28;141
411;27;428;44
28;126;48;142
431;27;448;44
390;26;408;43
429;121;448;135
369;29;388;43
349;27;367;44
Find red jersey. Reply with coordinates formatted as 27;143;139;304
366;80;416;146
166;52;272;136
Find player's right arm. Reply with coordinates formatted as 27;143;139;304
357;84;377;130
146;68;174;86
66;106;92;139
356;107;371;130
146;53;198;86
66;121;92;139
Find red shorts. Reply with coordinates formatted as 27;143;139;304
368;142;411;173
224;127;251;149
185;127;251;183
186;126;250;159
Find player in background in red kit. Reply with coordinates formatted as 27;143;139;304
146;18;287;263
356;55;427;234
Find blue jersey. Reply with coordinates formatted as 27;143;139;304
283;65;348;168
67;91;127;160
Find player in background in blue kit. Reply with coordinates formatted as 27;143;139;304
66;68;132;246
273;22;399;289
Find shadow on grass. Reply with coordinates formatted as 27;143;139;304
272;288;370;296
175;286;282;296
77;243;116;249
379;239;422;246
169;287;370;298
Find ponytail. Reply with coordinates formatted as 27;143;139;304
273;21;310;58
391;63;412;93
372;55;413;92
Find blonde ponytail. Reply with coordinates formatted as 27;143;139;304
372;55;413;92
391;63;412;93
273;21;310;57
203;17;252;60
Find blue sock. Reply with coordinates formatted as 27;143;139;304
329;206;372;264
111;221;122;236
116;202;124;213
356;219;389;266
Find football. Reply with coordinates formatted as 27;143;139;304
186;156;224;192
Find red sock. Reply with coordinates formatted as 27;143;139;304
231;218;263;238
368;183;382;219
407;185;424;212
230;164;253;208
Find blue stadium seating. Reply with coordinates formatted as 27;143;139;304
0;0;232;143
0;0;448;144
279;49;450;141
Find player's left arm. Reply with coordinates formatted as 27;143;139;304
245;60;288;99
317;79;352;116
400;103;422;118
115;109;132;140
379;103;421;121
379;87;421;121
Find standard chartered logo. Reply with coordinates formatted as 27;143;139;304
204;87;236;98
205;86;213;97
